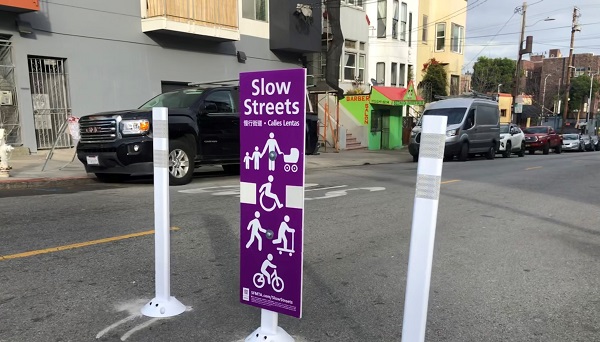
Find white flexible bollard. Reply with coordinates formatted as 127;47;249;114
141;107;186;317
401;115;447;342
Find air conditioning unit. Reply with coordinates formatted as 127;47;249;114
0;91;13;106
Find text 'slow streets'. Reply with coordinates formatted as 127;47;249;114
1;152;599;342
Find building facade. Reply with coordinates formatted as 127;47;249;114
365;0;418;89
416;0;466;96
0;0;320;153
524;49;600;123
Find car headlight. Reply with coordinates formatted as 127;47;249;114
121;119;150;135
446;128;459;137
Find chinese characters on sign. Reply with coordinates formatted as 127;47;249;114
239;69;306;318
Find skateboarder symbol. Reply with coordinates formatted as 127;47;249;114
273;215;295;256
253;253;284;293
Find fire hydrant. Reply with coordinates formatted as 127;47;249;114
0;128;14;178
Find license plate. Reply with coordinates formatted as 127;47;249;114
86;155;99;165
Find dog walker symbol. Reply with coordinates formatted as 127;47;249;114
283;148;300;173
253;253;285;293
273;215;295;256
259;175;283;212
246;211;266;251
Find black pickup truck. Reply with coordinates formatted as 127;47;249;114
76;86;319;185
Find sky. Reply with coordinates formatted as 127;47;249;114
463;0;600;72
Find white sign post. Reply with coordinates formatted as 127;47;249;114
141;107;186;318
401;115;447;342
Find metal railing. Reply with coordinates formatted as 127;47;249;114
144;0;238;29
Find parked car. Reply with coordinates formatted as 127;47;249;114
592;136;600;151
581;135;594;151
561;133;585;152
498;123;525;158
409;97;500;162
523;126;562;154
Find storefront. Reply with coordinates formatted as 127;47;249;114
368;81;424;150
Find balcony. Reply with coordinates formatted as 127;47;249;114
141;0;240;41
0;0;39;13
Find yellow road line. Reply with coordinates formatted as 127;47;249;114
441;179;461;184
0;227;180;261
526;166;543;170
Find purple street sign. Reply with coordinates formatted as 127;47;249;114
239;68;306;318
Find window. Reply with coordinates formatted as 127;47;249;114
345;0;363;7
435;23;446;51
358;54;366;81
344;41;366;82
501;109;507;117
399;64;406;86
391;63;398;86
408;13;412;46
422;15;428;43
376;62;385;85
401;2;407;41
204;90;235;113
377;0;387;38
451;23;464;53
344;53;357;81
242;0;268;22
407;64;413;82
450;75;460;95
392;0;399;39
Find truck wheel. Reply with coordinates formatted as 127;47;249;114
485;143;496;160
555;144;562;154
168;139;195;186
222;164;240;174
543;143;550;155
502;142;511;158
458;143;469;162
95;173;129;183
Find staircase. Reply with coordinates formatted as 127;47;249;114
345;132;365;150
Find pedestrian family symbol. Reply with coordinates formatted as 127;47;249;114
243;132;300;173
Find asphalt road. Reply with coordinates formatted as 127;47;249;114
0;151;599;342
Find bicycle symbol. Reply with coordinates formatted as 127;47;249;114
253;270;285;293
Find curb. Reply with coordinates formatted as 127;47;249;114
0;176;97;190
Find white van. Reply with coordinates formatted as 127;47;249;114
408;97;501;162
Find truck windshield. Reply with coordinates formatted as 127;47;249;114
523;127;548;134
139;89;204;109
419;107;467;126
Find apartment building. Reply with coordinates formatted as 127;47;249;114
416;0;467;96
0;0;321;153
366;0;418;88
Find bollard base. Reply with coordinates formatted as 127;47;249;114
141;296;186;318
245;326;294;342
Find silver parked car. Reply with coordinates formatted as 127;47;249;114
561;133;585;152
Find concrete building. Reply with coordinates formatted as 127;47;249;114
0;0;321;153
416;0;467;96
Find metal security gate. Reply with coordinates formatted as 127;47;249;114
0;39;21;145
28;57;72;149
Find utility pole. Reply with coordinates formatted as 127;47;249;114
542;74;551;124
512;1;527;124
561;6;581;133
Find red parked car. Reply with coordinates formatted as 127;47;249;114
523;126;563;154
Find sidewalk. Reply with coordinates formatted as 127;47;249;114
0;147;411;190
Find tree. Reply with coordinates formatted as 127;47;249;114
419;58;447;102
471;57;516;94
569;75;600;111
